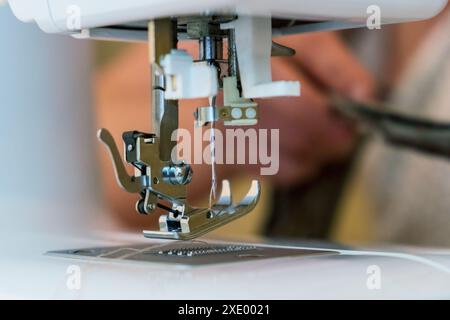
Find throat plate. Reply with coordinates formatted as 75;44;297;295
47;241;336;266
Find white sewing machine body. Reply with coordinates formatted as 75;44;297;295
8;0;447;34
1;0;450;299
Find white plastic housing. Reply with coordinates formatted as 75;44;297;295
222;16;300;98
7;0;448;34
160;50;218;99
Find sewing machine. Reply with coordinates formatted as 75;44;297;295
7;0;448;240
2;0;450;299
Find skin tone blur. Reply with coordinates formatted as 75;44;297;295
95;4;449;230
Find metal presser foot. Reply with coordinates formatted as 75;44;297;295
98;128;260;240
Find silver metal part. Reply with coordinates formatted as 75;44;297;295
199;36;223;61
47;242;336;266
145;180;260;240
98;128;186;198
149;19;179;161
97;129;144;193
195;106;218;127
151;63;165;137
271;41;296;56
98;128;261;240
227;28;239;77
162;163;193;185
156;244;257;257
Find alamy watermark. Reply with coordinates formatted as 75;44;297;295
66;5;82;31
171;127;280;176
366;5;382;30
66;264;81;290
366;265;382;290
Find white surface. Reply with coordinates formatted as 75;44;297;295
7;0;448;34
1;230;450;299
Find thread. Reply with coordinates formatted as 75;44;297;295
208;96;217;209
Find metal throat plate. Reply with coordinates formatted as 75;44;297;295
47;241;335;266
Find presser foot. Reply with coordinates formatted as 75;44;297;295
143;180;261;240
97;128;261;240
